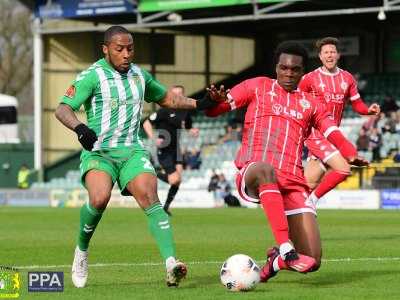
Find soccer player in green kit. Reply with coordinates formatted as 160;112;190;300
55;25;217;288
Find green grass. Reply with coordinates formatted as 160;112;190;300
0;207;399;299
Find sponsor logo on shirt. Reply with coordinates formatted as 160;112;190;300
272;103;303;119
324;93;344;103
108;80;116;88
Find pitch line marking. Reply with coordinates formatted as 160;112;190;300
15;257;400;270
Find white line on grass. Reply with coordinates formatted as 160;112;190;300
15;257;400;270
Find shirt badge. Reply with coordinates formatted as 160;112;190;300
110;98;118;109
64;85;76;98
299;99;311;110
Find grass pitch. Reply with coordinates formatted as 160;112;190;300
1;207;399;299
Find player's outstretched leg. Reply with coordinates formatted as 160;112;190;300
71;202;104;288
71;170;111;288
126;172;187;287
144;202;187;286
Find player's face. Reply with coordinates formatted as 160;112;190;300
319;44;340;71
103;33;134;73
276;53;304;92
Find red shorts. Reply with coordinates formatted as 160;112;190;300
305;131;339;165
235;161;316;216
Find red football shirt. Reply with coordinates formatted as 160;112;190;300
298;67;361;126
227;77;338;180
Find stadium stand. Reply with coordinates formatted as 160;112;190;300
30;72;400;192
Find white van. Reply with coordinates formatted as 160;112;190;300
0;94;20;143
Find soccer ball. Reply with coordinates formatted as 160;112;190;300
220;254;261;292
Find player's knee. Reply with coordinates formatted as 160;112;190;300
335;163;351;174
135;186;159;207
89;191;111;209
330;156;351;174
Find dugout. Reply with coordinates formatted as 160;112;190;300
20;0;400;175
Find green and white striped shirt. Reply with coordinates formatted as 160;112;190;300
61;58;166;151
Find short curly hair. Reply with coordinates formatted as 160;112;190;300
315;37;339;52
274;41;308;69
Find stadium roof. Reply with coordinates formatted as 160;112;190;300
20;0;400;34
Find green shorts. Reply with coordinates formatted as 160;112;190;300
80;147;156;196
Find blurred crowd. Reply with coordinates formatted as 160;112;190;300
182;147;202;170
357;95;400;162
208;170;241;207
218;118;243;144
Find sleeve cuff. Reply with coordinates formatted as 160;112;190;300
350;93;361;101
227;93;236;110
60;100;79;111
323;126;340;138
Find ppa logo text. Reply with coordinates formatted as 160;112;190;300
28;272;64;292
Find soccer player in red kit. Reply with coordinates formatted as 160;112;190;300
299;37;380;205
205;41;368;280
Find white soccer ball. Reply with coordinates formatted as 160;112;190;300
220;254;261;292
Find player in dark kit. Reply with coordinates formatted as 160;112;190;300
205;41;368;281
143;85;199;215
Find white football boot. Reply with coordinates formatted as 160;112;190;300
71;246;88;288
166;257;187;287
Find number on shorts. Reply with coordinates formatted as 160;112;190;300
141;157;153;170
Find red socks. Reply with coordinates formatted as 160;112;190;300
258;183;289;245
314;170;350;198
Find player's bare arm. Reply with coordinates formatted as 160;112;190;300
55;103;82;130
158;90;198;109
158;85;226;110
55;103;97;151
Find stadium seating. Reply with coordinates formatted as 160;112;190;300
31;73;400;191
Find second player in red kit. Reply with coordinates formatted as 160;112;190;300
299;37;380;204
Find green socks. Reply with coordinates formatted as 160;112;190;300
77;201;176;261
77;202;104;251
145;203;176;260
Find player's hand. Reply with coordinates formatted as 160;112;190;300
207;85;230;103
189;128;199;137
347;156;369;167
74;124;97;151
155;138;164;147
368;103;380;115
